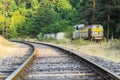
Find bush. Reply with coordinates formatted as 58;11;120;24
42;37;55;42
109;39;120;50
37;33;43;40
72;39;91;46
64;26;73;39
54;39;70;44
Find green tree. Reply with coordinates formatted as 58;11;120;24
96;0;120;38
33;0;60;35
55;0;72;19
0;15;5;34
41;20;69;34
9;10;25;38
77;0;97;23
31;0;39;10
8;0;17;16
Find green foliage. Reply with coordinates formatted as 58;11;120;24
33;0;61;35
31;0;39;9
65;26;73;39
76;0;120;38
8;0;17;16
10;10;25;38
8;26;18;38
37;32;43;40
76;0;94;23
0;15;4;34
11;10;25;26
57;0;72;10
53;39;70;44
50;38;91;46
72;39;91;46
97;0;120;38
41;37;55;42
0;0;119;39
41;20;69;34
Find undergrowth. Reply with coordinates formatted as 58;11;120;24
109;39;120;50
71;39;91;46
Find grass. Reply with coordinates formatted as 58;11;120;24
0;36;19;59
41;38;120;63
0;36;11;46
44;38;91;46
109;39;120;50
72;39;91;46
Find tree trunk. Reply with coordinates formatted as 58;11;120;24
107;14;110;41
92;0;96;23
107;0;110;41
2;1;9;38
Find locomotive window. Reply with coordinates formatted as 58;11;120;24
97;25;99;28
76;26;79;30
93;25;96;28
99;25;103;28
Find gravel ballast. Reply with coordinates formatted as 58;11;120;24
61;46;120;77
0;42;32;76
38;42;120;77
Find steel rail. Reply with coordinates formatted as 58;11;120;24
29;41;120;80
5;41;36;80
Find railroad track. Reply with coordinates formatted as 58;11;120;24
0;41;36;80
1;41;120;80
22;42;120;80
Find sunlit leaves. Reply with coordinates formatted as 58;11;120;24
10;10;25;27
0;15;4;22
31;0;39;9
0;0;119;38
8;0;17;14
57;0;72;11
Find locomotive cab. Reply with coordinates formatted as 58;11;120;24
73;24;84;39
91;25;103;40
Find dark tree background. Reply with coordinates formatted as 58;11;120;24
0;0;120;38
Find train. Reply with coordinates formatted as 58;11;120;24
73;24;104;40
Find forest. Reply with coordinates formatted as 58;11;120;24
0;0;120;39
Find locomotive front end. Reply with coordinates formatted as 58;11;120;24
91;25;104;39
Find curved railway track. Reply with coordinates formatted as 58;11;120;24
24;43;103;80
0;41;36;80
1;41;120;80
22;42;120;80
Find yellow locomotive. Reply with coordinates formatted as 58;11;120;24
73;24;104;40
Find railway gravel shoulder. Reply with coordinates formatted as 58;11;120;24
29;41;120;80
0;41;35;80
23;43;103;80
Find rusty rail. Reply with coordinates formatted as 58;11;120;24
5;41;36;80
29;41;120;80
